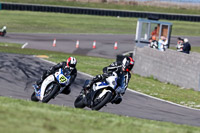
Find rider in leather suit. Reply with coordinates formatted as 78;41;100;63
33;57;77;95
85;56;134;104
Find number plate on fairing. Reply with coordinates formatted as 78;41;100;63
58;75;68;83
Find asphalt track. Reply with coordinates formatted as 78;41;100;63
1;33;199;58
1;33;200;127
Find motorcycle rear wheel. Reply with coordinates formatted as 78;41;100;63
92;91;112;111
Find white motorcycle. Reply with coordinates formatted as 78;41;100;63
74;72;119;111
0;26;6;37
31;68;71;103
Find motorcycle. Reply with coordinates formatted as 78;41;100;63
74;72;119;111
0;26;6;37
31;68;71;103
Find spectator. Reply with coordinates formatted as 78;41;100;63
182;38;191;54
158;36;168;51
151;27;157;36
176;37;184;52
149;35;158;49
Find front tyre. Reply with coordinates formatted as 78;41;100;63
31;92;39;102
92;91;112;111
42;84;59;103
74;95;86;108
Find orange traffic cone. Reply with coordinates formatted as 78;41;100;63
93;40;96;49
114;42;118;50
76;40;79;48
52;38;56;47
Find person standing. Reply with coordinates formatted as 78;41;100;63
182;38;191;54
176;37;184;52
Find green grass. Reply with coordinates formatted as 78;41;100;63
0;10;200;36
1;45;200;109
170;46;200;53
0;42;22;47
2;0;200;15
1;96;200;133
0;10;136;34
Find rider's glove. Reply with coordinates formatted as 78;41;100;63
102;73;109;79
47;69;54;75
102;72;112;79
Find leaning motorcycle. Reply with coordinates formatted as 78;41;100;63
74;72;118;111
31;68;71;103
0;26;6;37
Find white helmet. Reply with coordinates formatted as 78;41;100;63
2;26;6;30
67;57;77;68
184;38;189;43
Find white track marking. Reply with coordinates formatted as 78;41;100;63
36;56;200;111
21;42;29;49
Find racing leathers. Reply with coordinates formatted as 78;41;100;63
86;61;131;104
35;62;77;94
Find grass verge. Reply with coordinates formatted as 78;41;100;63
0;42;22;47
1;96;200;133
0;10;200;36
1;44;200;109
170;46;200;53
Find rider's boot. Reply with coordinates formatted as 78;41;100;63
62;86;71;95
111;93;122;104
32;84;40;91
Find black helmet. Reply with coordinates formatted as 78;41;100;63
67;57;77;68
122;57;134;72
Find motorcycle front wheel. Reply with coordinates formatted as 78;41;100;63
74;95;86;108
42;83;59;103
92;91;112;111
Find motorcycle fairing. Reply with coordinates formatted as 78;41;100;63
93;82;109;91
98;89;111;99
40;75;55;101
55;68;71;85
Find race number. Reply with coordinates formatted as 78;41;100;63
59;75;67;83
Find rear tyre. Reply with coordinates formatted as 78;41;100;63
74;95;86;108
42;84;59;103
31;92;39;102
92;91;112;111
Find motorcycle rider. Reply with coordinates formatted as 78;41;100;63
84;56;134;104
33;56;77;95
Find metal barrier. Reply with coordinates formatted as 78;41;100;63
1;2;200;22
